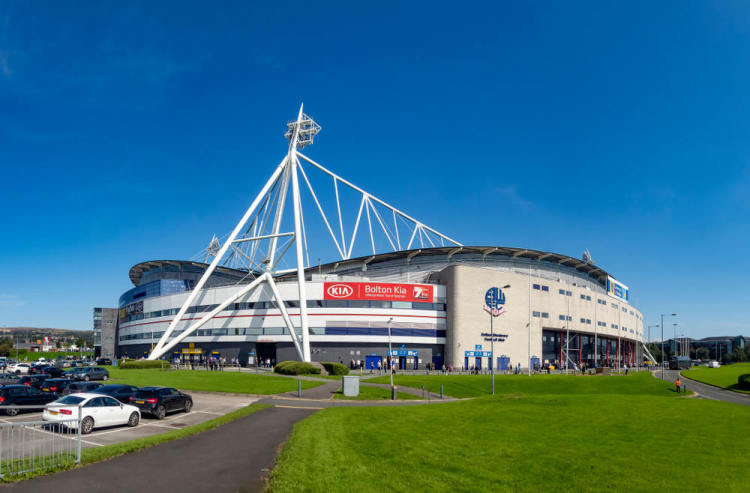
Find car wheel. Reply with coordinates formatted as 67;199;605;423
5;407;18;416
103;375;108;381
81;416;94;435
184;400;192;413
127;412;139;427
15;370;20;375
84;375;90;381
156;405;166;420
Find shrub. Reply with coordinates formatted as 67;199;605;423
321;362;349;375
119;360;168;370
274;361;321;375
737;374;750;390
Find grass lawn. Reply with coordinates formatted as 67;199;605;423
269;376;750;492
333;385;420;400
683;363;750;394
367;371;669;398
105;367;323;394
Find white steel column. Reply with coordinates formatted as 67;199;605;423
289;105;311;361
149;159;286;358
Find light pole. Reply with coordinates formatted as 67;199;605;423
488;284;510;395
387;317;394;392
661;313;677;379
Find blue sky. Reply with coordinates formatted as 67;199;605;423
1;1;749;338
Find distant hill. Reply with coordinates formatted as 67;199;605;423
0;327;93;341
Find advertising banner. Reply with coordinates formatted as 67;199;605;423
607;276;629;302
323;282;434;302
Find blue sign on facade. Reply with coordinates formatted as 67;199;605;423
475;344;482;351
464;350;493;358
484;287;506;310
389;349;418;357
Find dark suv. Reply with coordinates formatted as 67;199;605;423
93;384;139;404
0;385;57;415
130;387;192;419
40;378;74;395
62;381;103;395
18;375;50;390
66;367;109;381
96;358;112;366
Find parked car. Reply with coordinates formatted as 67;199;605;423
96;358;112;366
92;384;139;404
709;360;721;368
0;385;58;415
130;387;192;419
0;372;19;386
65;367;109;381
43;393;140;434
41;378;75;395
62;381;103;395
8;363;31;375
30;365;64;377
17;375;50;390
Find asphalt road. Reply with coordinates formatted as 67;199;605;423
658;369;750;407
1;405;314;492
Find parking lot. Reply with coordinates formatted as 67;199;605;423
0;391;257;450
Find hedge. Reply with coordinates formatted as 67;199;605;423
738;374;750;390
274;361;321;375
119;360;169;370
321;362;349;375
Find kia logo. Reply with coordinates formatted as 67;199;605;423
326;284;353;298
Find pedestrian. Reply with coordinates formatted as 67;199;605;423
624;363;629;376
675;378;681;393
377;359;382;375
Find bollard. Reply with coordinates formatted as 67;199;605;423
422;385;425;399
440;384;444;399
391;386;397;400
297;379;302;398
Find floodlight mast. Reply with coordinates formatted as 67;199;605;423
148;104;460;362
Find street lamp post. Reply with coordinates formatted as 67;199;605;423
661;313;677;380
387;317;394;392
487;285;510;395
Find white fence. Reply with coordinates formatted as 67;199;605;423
0;404;82;479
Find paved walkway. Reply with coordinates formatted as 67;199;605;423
656;370;750;407
1;406;315;493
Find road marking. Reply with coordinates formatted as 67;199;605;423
275;405;323;410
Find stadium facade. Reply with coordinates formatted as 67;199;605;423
110;106;645;370
116;247;644;370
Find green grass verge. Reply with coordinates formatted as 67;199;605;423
2;403;270;482
332;385;420;400
683;363;750;394
269;377;748;492
105;367;323;394
366;371;675;398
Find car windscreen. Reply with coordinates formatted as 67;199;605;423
93;386;119;394
54;395;85;405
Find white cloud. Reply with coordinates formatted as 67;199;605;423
0;294;25;307
494;185;535;210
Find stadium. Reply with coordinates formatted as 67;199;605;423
112;107;644;371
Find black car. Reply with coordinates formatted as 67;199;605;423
93;384;139;404
40;378;74;395
0;385;58;415
18;374;50;390
62;381;103;395
96;358;112;366
0;372;19;386
66;367;109;381
31;365;64;377
130;387;192;419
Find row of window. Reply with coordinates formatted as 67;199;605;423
120;326;446;342
532;284;550;291
532;311;549;318
558;289;573;296
580;294;592;301
121;300;447;324
579;318;592;325
558;315;572;321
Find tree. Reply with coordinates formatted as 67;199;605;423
75;337;85;349
696;347;710;361
0;337;13;357
731;347;746;363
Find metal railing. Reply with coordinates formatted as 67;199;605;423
0;404;82;479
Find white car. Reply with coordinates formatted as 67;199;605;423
8;363;30;375
43;393;140;434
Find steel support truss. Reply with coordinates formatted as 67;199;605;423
148;104;461;361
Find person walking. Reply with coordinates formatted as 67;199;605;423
675;377;682;393
377;359;382;375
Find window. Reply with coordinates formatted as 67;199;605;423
559;289;565;295
566;290;572;296
580;317;586;323
598;299;606;305
586;295;591;301
559;314;566;320
586;319;591;324
533;284;541;290
611;324;618;329
542;312;549;318
611;303;617;309
580;294;586;300
622;307;627;313
533;311;541;318
542;285;549;292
